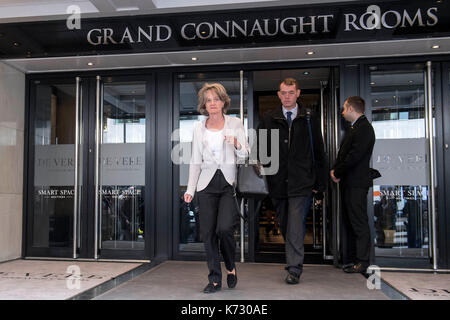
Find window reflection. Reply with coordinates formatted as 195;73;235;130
33;84;76;248
101;82;146;250
370;68;432;258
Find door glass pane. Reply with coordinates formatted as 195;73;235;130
100;82;146;250
33;83;77;249
370;67;433;258
177;75;248;252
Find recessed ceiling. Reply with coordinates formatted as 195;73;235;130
4;37;450;74
0;0;360;22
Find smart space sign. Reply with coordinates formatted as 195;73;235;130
0;0;448;59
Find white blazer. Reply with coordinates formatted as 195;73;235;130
185;115;248;197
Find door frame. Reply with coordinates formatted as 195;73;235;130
361;61;445;269
23;72;156;260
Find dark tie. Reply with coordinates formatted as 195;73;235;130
286;111;292;127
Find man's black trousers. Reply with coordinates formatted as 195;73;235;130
272;196;310;276
341;186;371;266
197;170;238;285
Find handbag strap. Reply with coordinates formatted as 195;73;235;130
232;189;263;222
306;111;315;164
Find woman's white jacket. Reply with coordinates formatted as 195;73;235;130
185;115;248;197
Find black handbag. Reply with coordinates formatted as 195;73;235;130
236;161;269;198
369;168;381;180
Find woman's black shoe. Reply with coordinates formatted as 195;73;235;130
203;283;221;293
227;271;237;289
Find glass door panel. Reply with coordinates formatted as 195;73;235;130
369;65;435;260
176;73;248;254
99;81;146;252
31;81;81;256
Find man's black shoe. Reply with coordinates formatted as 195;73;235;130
227;271;237;289
285;272;300;285
203;283;221;293
343;263;368;274
342;263;355;271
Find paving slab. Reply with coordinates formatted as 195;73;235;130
94;261;389;300
381;271;450;300
0;259;141;300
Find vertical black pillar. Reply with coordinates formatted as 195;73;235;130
154;72;173;262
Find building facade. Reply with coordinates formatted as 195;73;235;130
0;0;449;269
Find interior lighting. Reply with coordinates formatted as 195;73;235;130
432;45;440;49
192;57;198;61
306;51;315;55
87;62;94;66
303;71;310;75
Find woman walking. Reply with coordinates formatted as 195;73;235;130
184;83;248;293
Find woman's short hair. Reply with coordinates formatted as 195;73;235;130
197;83;231;115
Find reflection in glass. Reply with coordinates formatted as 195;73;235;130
33;84;76;249
370;69;433;258
100;82;146;250
178;77;248;252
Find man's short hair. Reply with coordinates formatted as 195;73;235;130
279;77;299;91
346;96;365;114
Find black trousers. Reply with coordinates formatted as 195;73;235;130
272;196;310;276
342;186;371;266
197;170;238;284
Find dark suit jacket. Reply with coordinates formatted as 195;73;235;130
258;106;327;198
332;115;375;188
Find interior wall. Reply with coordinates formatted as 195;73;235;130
0;62;25;262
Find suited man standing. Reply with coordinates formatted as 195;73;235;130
259;78;327;284
330;96;375;274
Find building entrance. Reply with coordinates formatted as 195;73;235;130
25;74;153;260
251;68;339;264
173;67;340;264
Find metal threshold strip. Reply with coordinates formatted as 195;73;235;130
68;261;160;300
378;267;450;274
24;257;151;263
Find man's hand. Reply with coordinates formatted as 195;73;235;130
330;170;340;184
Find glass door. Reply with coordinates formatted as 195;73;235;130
173;71;248;259
250;67;339;263
27;78;83;258
368;63;438;267
26;75;152;260
95;76;149;260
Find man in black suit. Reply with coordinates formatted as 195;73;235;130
258;78;327;284
330;96;375;274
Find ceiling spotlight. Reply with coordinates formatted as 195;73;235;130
13;42;20;47
370;82;375;85
303;71;310;75
432;45;440;49
408;80;414;83
191;57;198;61
306;51;315;55
87;62;94;66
